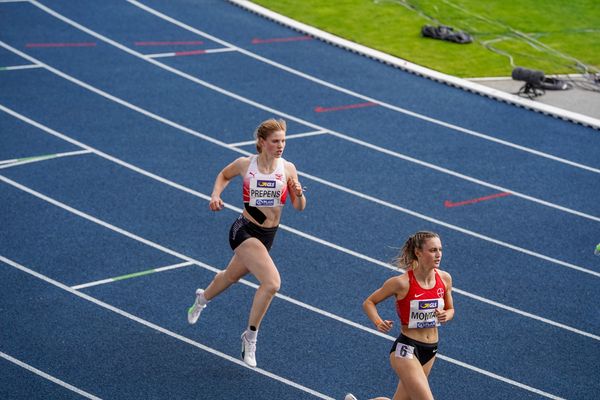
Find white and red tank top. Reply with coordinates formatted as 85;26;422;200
243;155;288;207
396;269;446;329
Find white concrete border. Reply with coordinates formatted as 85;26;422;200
228;0;600;130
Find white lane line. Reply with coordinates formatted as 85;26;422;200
326;130;600;223
0;99;600;322
1;64;43;71
76;251;600;341
0;150;92;169
0;46;596;277
0;255;335;400
2;106;597;342
145;47;236;58
24;2;600;224
0;176;394;346
0;192;569;399
71;261;194;289
229;129;328;147
1;102;597;282
3;150;600;345
0;351;102;400
452;287;599;340
5;114;598;343
130;0;600;174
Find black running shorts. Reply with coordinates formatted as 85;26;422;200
390;333;438;366
229;215;278;251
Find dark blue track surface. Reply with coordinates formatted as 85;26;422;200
1;1;599;399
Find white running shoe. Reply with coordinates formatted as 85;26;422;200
241;332;257;368
187;289;206;325
344;394;358;400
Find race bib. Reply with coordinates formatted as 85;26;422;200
394;343;415;360
248;178;282;207
407;298;444;329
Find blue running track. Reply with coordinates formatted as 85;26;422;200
1;1;599;399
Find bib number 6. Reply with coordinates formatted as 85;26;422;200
394;343;415;360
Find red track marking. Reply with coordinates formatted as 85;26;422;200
444;192;512;208
134;41;204;46
251;35;312;44
314;102;378;113
174;49;207;56
25;42;96;48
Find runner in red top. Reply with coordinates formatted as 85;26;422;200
346;231;454;400
396;269;446;329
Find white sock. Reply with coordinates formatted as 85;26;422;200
245;327;258;341
197;290;209;306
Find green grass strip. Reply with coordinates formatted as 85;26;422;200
252;0;600;77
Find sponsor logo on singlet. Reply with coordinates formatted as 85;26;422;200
255;199;275;206
418;300;438;310
408;298;444;329
257;180;276;188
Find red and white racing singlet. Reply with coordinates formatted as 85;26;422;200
396;269;446;329
242;155;288;207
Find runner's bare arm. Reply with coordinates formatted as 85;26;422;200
209;157;249;211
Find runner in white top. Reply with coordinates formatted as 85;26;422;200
243;154;289;210
187;118;306;368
